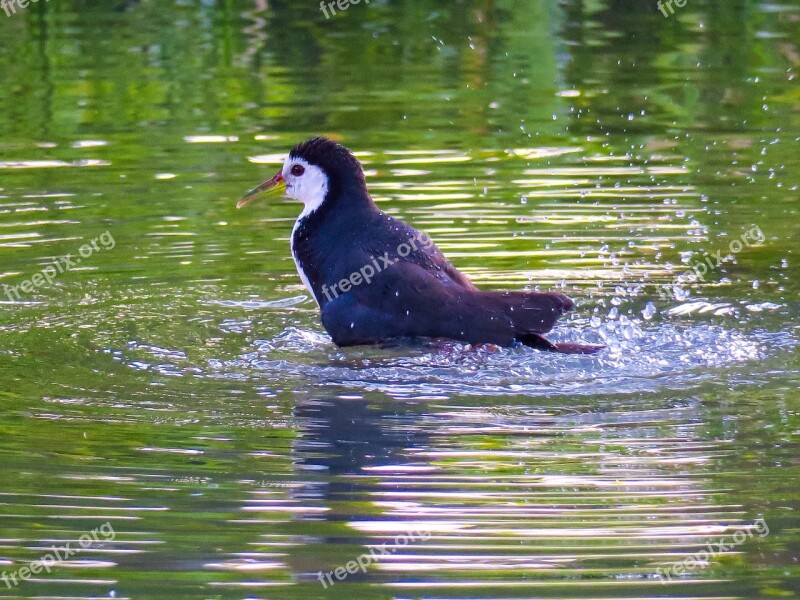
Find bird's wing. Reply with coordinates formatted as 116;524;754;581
321;260;570;347
356;212;477;291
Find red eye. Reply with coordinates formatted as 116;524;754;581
290;164;305;176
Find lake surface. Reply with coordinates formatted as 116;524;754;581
0;1;798;599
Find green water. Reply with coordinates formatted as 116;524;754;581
0;1;798;599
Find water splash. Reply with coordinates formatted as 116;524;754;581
120;311;795;398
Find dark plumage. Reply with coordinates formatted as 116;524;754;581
243;137;602;354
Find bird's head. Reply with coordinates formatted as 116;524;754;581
237;137;368;216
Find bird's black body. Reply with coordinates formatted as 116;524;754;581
264;138;601;354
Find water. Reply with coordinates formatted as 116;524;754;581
0;1;798;599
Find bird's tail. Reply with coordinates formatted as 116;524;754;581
479;291;604;354
517;332;605;355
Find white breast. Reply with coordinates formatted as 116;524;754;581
290;217;319;307
282;156;329;308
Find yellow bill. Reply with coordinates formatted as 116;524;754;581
236;171;286;209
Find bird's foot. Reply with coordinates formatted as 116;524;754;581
467;343;502;353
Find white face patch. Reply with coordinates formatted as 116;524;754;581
282;156;329;219
285;155;329;307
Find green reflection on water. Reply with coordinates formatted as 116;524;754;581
0;1;798;599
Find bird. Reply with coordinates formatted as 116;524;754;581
237;137;602;354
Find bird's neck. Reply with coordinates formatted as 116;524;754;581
297;182;376;234
290;186;378;305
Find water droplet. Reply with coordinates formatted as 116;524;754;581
642;301;657;320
